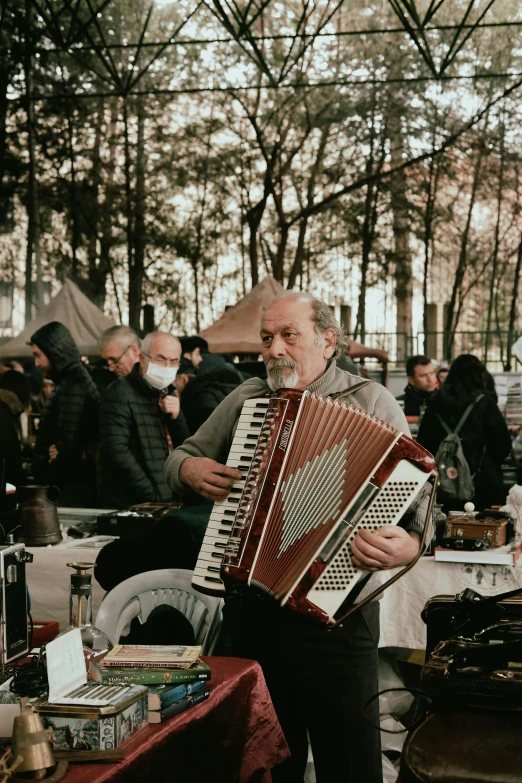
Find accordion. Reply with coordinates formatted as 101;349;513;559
193;388;437;626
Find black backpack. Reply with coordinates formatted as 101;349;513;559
434;395;484;502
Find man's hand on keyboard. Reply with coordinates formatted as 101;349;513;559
179;457;242;500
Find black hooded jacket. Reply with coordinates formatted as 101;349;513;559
181;368;242;435
98;364;190;508
30;322;100;488
417;386;512;509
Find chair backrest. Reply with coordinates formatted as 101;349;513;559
94;569;223;655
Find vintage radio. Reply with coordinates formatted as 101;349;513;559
444;515;508;548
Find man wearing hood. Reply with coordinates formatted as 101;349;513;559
98;331;190;509
30;321;100;507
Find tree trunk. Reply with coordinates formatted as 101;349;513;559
122;99;136;328
484;116;505;363
505;234;522;371
444;138;486;357
387;100;412;360
246;197;268;287
99;99;122;321
24;0;43;322
129;95;146;332
87;99;104;307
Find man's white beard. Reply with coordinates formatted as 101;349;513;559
266;358;299;391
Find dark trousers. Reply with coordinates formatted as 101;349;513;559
217;595;382;783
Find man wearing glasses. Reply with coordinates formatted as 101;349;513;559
99;326;141;379
98;331;189;509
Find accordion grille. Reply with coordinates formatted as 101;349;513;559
249;393;399;597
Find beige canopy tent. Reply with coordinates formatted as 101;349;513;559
199;276;389;363
1;279;115;358
200;275;284;354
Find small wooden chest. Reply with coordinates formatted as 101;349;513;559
444;515;508;547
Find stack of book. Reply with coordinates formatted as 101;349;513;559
95;645;211;724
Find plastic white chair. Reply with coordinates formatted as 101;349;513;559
94;569;223;655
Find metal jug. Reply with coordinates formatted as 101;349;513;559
18;485;62;546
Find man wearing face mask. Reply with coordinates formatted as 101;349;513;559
98;331;190;509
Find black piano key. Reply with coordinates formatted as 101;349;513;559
207;566;220;573
243;444;256;449
211;552;224;559
204;576;223;583
246;434;258;440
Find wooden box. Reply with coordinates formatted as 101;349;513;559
444;515;508;547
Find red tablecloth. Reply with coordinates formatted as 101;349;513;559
64;657;289;783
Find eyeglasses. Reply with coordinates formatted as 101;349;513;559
103;345;130;368
142;352;180;368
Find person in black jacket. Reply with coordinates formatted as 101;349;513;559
397;355;439;416
30;322;100;507
417;354;512;511
98;331;190;509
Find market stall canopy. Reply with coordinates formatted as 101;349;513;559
1;279;115;358
199;275;284;354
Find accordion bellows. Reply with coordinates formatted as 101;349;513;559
193;389;436;625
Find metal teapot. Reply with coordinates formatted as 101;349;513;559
18;485;62;546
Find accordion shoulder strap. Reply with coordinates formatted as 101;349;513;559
330;379;373;402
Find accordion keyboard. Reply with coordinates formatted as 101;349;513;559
192;397;270;595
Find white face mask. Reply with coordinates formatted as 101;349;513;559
144;361;178;390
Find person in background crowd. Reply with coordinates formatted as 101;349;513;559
179;358;244;435
397;355;439;416
417;354;511;511
179;336;203;369
180;335;244;379
165;291;430;783
0;370;32;487
0;370;32;444
98;331;190;509
30;322;100;507
99;325;141;378
436;364;449;385
36;378;54;410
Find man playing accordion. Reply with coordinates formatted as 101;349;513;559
165;291;431;783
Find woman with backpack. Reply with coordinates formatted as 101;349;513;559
417;354;512;512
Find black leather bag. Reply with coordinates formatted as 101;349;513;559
421;586;522;657
400;622;522;782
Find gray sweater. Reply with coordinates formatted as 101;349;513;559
165;360;433;601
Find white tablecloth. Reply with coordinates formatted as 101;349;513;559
25;537;114;631
379;556;522;649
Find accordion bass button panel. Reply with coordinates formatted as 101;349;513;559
192;398;271;595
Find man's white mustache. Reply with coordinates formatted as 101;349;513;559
267;359;298;372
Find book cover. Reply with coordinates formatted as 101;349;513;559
434;540;522;565
148;687;210;724
102;644;201;669
148;680;206;711
98;659;212;686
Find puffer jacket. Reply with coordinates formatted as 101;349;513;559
30;321;100;488
98;364;190;508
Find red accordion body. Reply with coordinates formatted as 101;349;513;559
193;389;436;625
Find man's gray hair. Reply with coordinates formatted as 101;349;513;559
264;291;348;359
99;325;141;351
141;331;181;355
